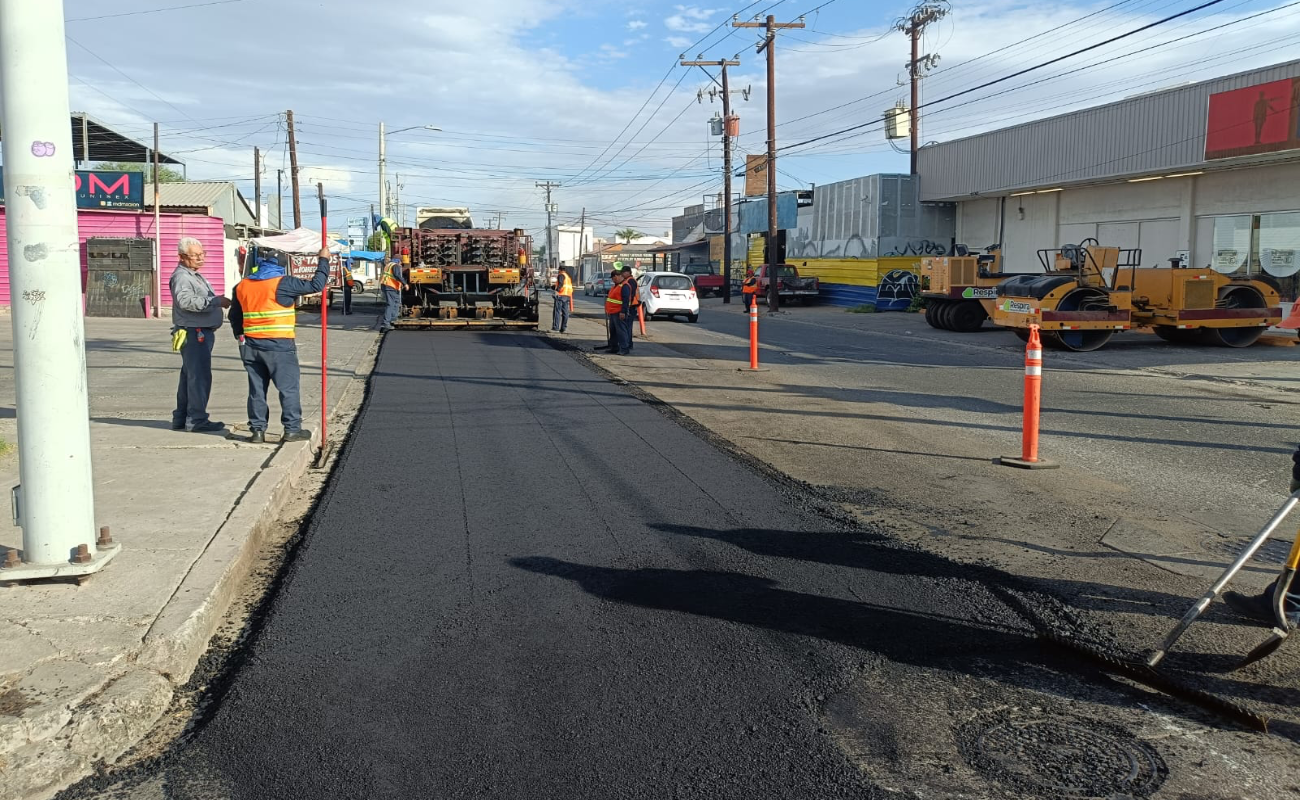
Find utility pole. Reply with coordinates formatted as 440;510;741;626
683;56;743;303
0;0;119;581
897;2;948;175
735;14;803;312
286;109;301;228
276;169;284;230
378;121;387;221
537;181;560;276
578;207;587;281
152;122;161;317
253;146;262;228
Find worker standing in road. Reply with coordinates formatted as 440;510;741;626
594;268;622;352
170;237;229;433
602;270;628;354
552;265;573;333
341;261;354;316
616;265;637;355
379;257;407;331
742;267;759;312
621;265;641;348
229;248;330;444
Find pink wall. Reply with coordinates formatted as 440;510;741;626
0;208;226;307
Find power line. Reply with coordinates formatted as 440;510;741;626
66;0;245;22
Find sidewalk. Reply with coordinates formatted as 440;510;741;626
547;295;1300;733
0;301;379;800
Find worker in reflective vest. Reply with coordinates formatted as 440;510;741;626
620;265;640;347
552;266;573;333
229;248;331;444
380;258;407;331
602;272;628;354
742;268;759;311
614;266;637;354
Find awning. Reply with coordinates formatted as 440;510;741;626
248;227;346;255
348;249;387;261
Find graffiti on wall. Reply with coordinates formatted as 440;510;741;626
883;239;948;257
876;269;921;308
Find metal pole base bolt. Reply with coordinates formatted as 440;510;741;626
0;522;121;583
998;324;1058;470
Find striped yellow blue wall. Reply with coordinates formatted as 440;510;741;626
792;256;922;309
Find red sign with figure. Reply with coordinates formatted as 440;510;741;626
1205;77;1300;160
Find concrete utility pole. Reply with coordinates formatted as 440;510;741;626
735;14;803;312
683;56;742;303
286;109;301;228
537;181;560;275
0;1;120;581
897;1;949;175
378;121;387;220
153;122;162;317
253;146;262;228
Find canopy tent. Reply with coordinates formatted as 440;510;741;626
347;249;387;262
248;227;346;254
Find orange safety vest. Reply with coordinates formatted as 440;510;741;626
625;277;641;307
605;282;625;314
742;275;758;295
556;273;573;298
381;263;402;291
236;277;296;340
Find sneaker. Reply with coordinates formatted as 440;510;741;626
282;429;312;443
249;430;266;444
191;421;225;433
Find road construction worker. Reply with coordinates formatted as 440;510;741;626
742;267;759;311
615;266;637;354
341;260;354;316
621;265;641;348
1223;454;1300;626
595;269;622;352
552;266;573;333
379;258;407;331
601;271;630;354
229;247;330;444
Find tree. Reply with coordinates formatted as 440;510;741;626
615;228;644;244
534;244;547;261
366;231;388;251
93;162;185;183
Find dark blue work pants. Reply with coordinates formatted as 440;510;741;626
615;313;633;354
552;295;571;331
240;343;302;433
382;287;401;329
173;327;216;428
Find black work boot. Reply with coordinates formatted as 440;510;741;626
1224;578;1300;627
283;429;312;443
249;430;266;444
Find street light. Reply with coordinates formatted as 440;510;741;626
379;123;441;221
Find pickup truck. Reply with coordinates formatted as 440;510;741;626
682;263;725;297
752;264;820;302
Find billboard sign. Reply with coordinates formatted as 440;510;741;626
0;169;145;210
744;154;768;197
1205;77;1300;161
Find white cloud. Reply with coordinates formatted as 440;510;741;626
600;43;629;59
665;35;692;49
664;5;722;34
627;19;648;31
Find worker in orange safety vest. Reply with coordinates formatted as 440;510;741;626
552;266;574;333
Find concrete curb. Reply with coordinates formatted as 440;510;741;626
7;337;379;800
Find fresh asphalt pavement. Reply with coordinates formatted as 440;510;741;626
62;329;1298;799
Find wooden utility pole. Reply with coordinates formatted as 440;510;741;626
286;110;302;228
897;2;949;175
735;14;803;312
253;146;262;228
152;122;161;317
682;56;742;303
578;207;587;282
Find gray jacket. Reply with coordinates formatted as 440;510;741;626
170;266;225;329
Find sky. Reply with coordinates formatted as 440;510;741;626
51;0;1300;240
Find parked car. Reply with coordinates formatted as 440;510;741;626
638;271;699;322
753;264;820;302
682;263;725;297
585;276;611;296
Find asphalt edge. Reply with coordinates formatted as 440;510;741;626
10;335;380;800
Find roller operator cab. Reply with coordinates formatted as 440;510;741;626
920;246;1007;332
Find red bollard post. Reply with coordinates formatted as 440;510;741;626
749;303;759;370
997;324;1058;470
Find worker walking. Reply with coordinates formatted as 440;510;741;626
552;265;573;333
170;237;229;433
379;258;407;331
742;267;759;312
229;248;331;444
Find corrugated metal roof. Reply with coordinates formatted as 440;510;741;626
144;181;232;209
918;59;1300;201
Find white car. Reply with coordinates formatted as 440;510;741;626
638;271;699;323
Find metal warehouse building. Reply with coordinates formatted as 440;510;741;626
917;58;1300;312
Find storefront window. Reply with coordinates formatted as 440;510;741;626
1210;216;1252;274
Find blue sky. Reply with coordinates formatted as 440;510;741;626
52;0;1300;238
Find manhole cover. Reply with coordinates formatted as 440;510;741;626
1201;535;1290;566
957;714;1166;798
